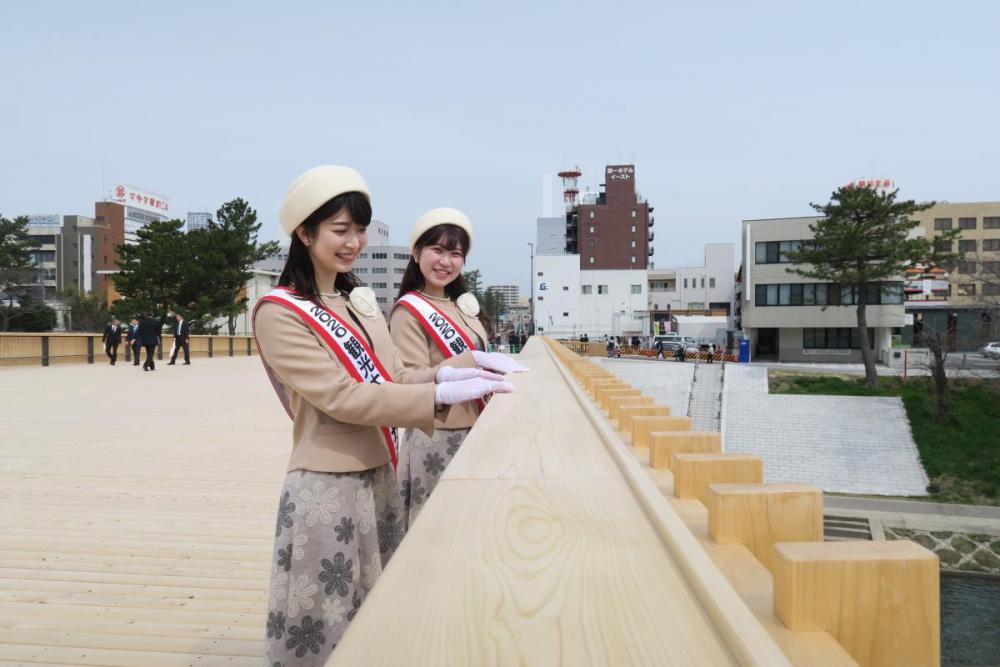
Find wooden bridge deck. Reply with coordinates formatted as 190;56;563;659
0;357;289;665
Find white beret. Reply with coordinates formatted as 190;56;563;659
278;165;371;236
410;207;473;252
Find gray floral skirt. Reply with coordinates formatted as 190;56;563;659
396;427;470;529
264;465;404;666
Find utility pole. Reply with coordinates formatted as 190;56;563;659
527;242;535;335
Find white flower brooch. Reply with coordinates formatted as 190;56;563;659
456;292;480;318
349;287;379;318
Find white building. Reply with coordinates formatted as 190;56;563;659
648;243;736;316
487;284;520;308
186;212;213;232
354;221;410;317
533;253;648;338
738;216;904;363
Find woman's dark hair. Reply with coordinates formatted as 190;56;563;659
396;224;493;337
278;191;372;303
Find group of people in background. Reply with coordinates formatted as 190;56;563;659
101;313;191;370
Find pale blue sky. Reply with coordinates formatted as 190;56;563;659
2;1;998;291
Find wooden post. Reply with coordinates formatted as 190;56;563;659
772;541;940;667
707;483;823;572
87;337;94;364
208;337;213;358
586;377;620;396
648;431;720;468
228;337;234;357
631;416;692;450
597;388;640;411
672;453;763;505
608;395;653;424
619;405;673;440
41;336;49;367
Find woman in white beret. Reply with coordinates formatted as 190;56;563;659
253;168;514;665
390;208;528;528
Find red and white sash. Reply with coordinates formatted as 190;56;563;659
252;287;398;469
395;291;485;412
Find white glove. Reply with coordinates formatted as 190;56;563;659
472;350;529;374
436;366;506;383
435;377;515;405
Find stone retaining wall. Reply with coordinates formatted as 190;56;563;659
885;526;1000;574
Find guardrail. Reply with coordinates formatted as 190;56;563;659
0;332;258;368
560;340;738;363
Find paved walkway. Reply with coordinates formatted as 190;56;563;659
688;362;722;431
724;364;929;495
592;357;693;419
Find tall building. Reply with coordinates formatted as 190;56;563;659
94;185;171;300
187;212;213;232
571;165;653;270
354;221;410;317
903;201;1000;349
486;284;520;308
23;215;101;299
738;216;905;363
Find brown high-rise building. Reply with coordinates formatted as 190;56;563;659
94;201;126;299
568;164;653;270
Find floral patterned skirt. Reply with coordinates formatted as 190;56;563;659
396;427;470;529
264;465;404;666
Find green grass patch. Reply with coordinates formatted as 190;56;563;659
769;370;1000;506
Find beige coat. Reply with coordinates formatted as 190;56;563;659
389;294;490;430
254;293;475;473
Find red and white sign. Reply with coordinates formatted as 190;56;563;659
110;184;170;214
846;178;895;190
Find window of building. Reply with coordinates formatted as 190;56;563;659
631;225;636;233
934;218;953;230
709;277;716;288
631;210;636;218
984;239;1000;251
958;260;977;274
985;283;1000;296
700;278;705;288
589;256;595;264
598;285;608;295
393;282;401;289
984;217;1000;229
581;285;592;294
631;256;636;263
562;312;569;317
631;284;641;294
683;278;688;288
372;267;387;274
754;281;901;306
959;239;977;253
589;225;595;233
935;239;953;252
959;217;977;230
631;240;636;248
562;285;569;291
356;267;368;273
394;267;405;274
803;327;871;350
537;271;544;276
376;297;387;304
394;252;409;260
359;253;368;259
983;261;1000;274
589;211;594;219
537;296;543;301
957;283;977;296
372;282;387;289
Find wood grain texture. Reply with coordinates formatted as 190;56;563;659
596;387;641;411
707;484;823;572
608;394;654;423
673;454;764;505
631;415;693;449
617;405;672;437
0;357;290;664
772;541;940;667
333;479;738;666
648;430;719;468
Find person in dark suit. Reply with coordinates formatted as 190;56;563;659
126;317;141;366
136;313;161;371
101;316;123;365
167;314;191;365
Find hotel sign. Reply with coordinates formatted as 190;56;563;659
110;184;170;215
